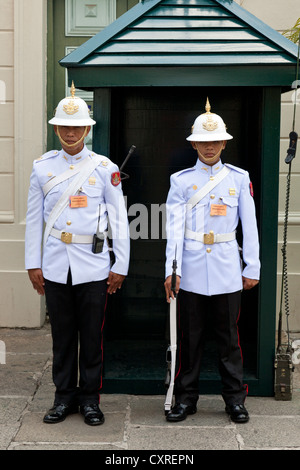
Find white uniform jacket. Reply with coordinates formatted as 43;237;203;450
25;145;130;285
165;159;260;296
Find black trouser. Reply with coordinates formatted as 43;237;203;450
175;289;247;407
45;271;107;406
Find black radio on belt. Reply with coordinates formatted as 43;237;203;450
92;233;104;253
92;205;105;254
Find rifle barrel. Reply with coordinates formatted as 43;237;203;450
120;145;136;172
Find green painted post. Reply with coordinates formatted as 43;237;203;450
257;86;281;396
93;88;112;156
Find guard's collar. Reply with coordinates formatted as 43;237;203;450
195;158;224;175
60;145;90;164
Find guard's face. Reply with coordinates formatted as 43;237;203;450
192;140;226;166
54;125;91;155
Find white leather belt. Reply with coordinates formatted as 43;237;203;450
185;229;236;245
50;228;94;244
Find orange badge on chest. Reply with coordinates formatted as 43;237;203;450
69;196;88;208
111;171;121;186
210;204;227;216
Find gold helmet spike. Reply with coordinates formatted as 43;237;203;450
70;81;76;99
205;97;211;114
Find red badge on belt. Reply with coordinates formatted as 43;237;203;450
249;182;254;197
111;171;121;186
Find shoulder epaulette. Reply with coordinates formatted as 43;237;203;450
173;166;196;178
34;150;59;163
99;157;112;169
91;153;115;170
93;154;120;186
224;163;247;175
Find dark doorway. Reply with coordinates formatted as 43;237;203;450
102;86;261;394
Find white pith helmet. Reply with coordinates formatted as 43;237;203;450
186;98;233;142
49;82;96;126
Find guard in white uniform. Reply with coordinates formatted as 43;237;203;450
164;99;260;423
25;83;130;426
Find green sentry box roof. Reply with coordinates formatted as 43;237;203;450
59;0;298;88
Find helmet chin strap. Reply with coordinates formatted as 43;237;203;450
57;126;88;148
196;142;224;165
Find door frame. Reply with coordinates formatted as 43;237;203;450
93;86;280;396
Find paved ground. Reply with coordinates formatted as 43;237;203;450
0;323;299;452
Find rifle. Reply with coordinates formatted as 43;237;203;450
164;248;178;413
120;145;136;180
106;145;136;265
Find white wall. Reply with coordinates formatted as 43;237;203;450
240;0;300;331
0;0;47;326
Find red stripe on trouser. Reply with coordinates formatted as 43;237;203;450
236;307;243;362
235;306;248;398
98;291;108;404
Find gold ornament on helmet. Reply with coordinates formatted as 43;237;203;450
63;82;79;115
205;97;211;113
70;81;76;98
202;98;218;132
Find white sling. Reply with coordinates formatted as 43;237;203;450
43;155;102;247
186;166;231;210
42;157;90;196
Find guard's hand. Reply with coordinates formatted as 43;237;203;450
164;275;181;303
28;268;45;296
242;277;259;290
107;271;125;294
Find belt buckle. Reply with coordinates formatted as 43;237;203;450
61;232;72;244
203;231;214;245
